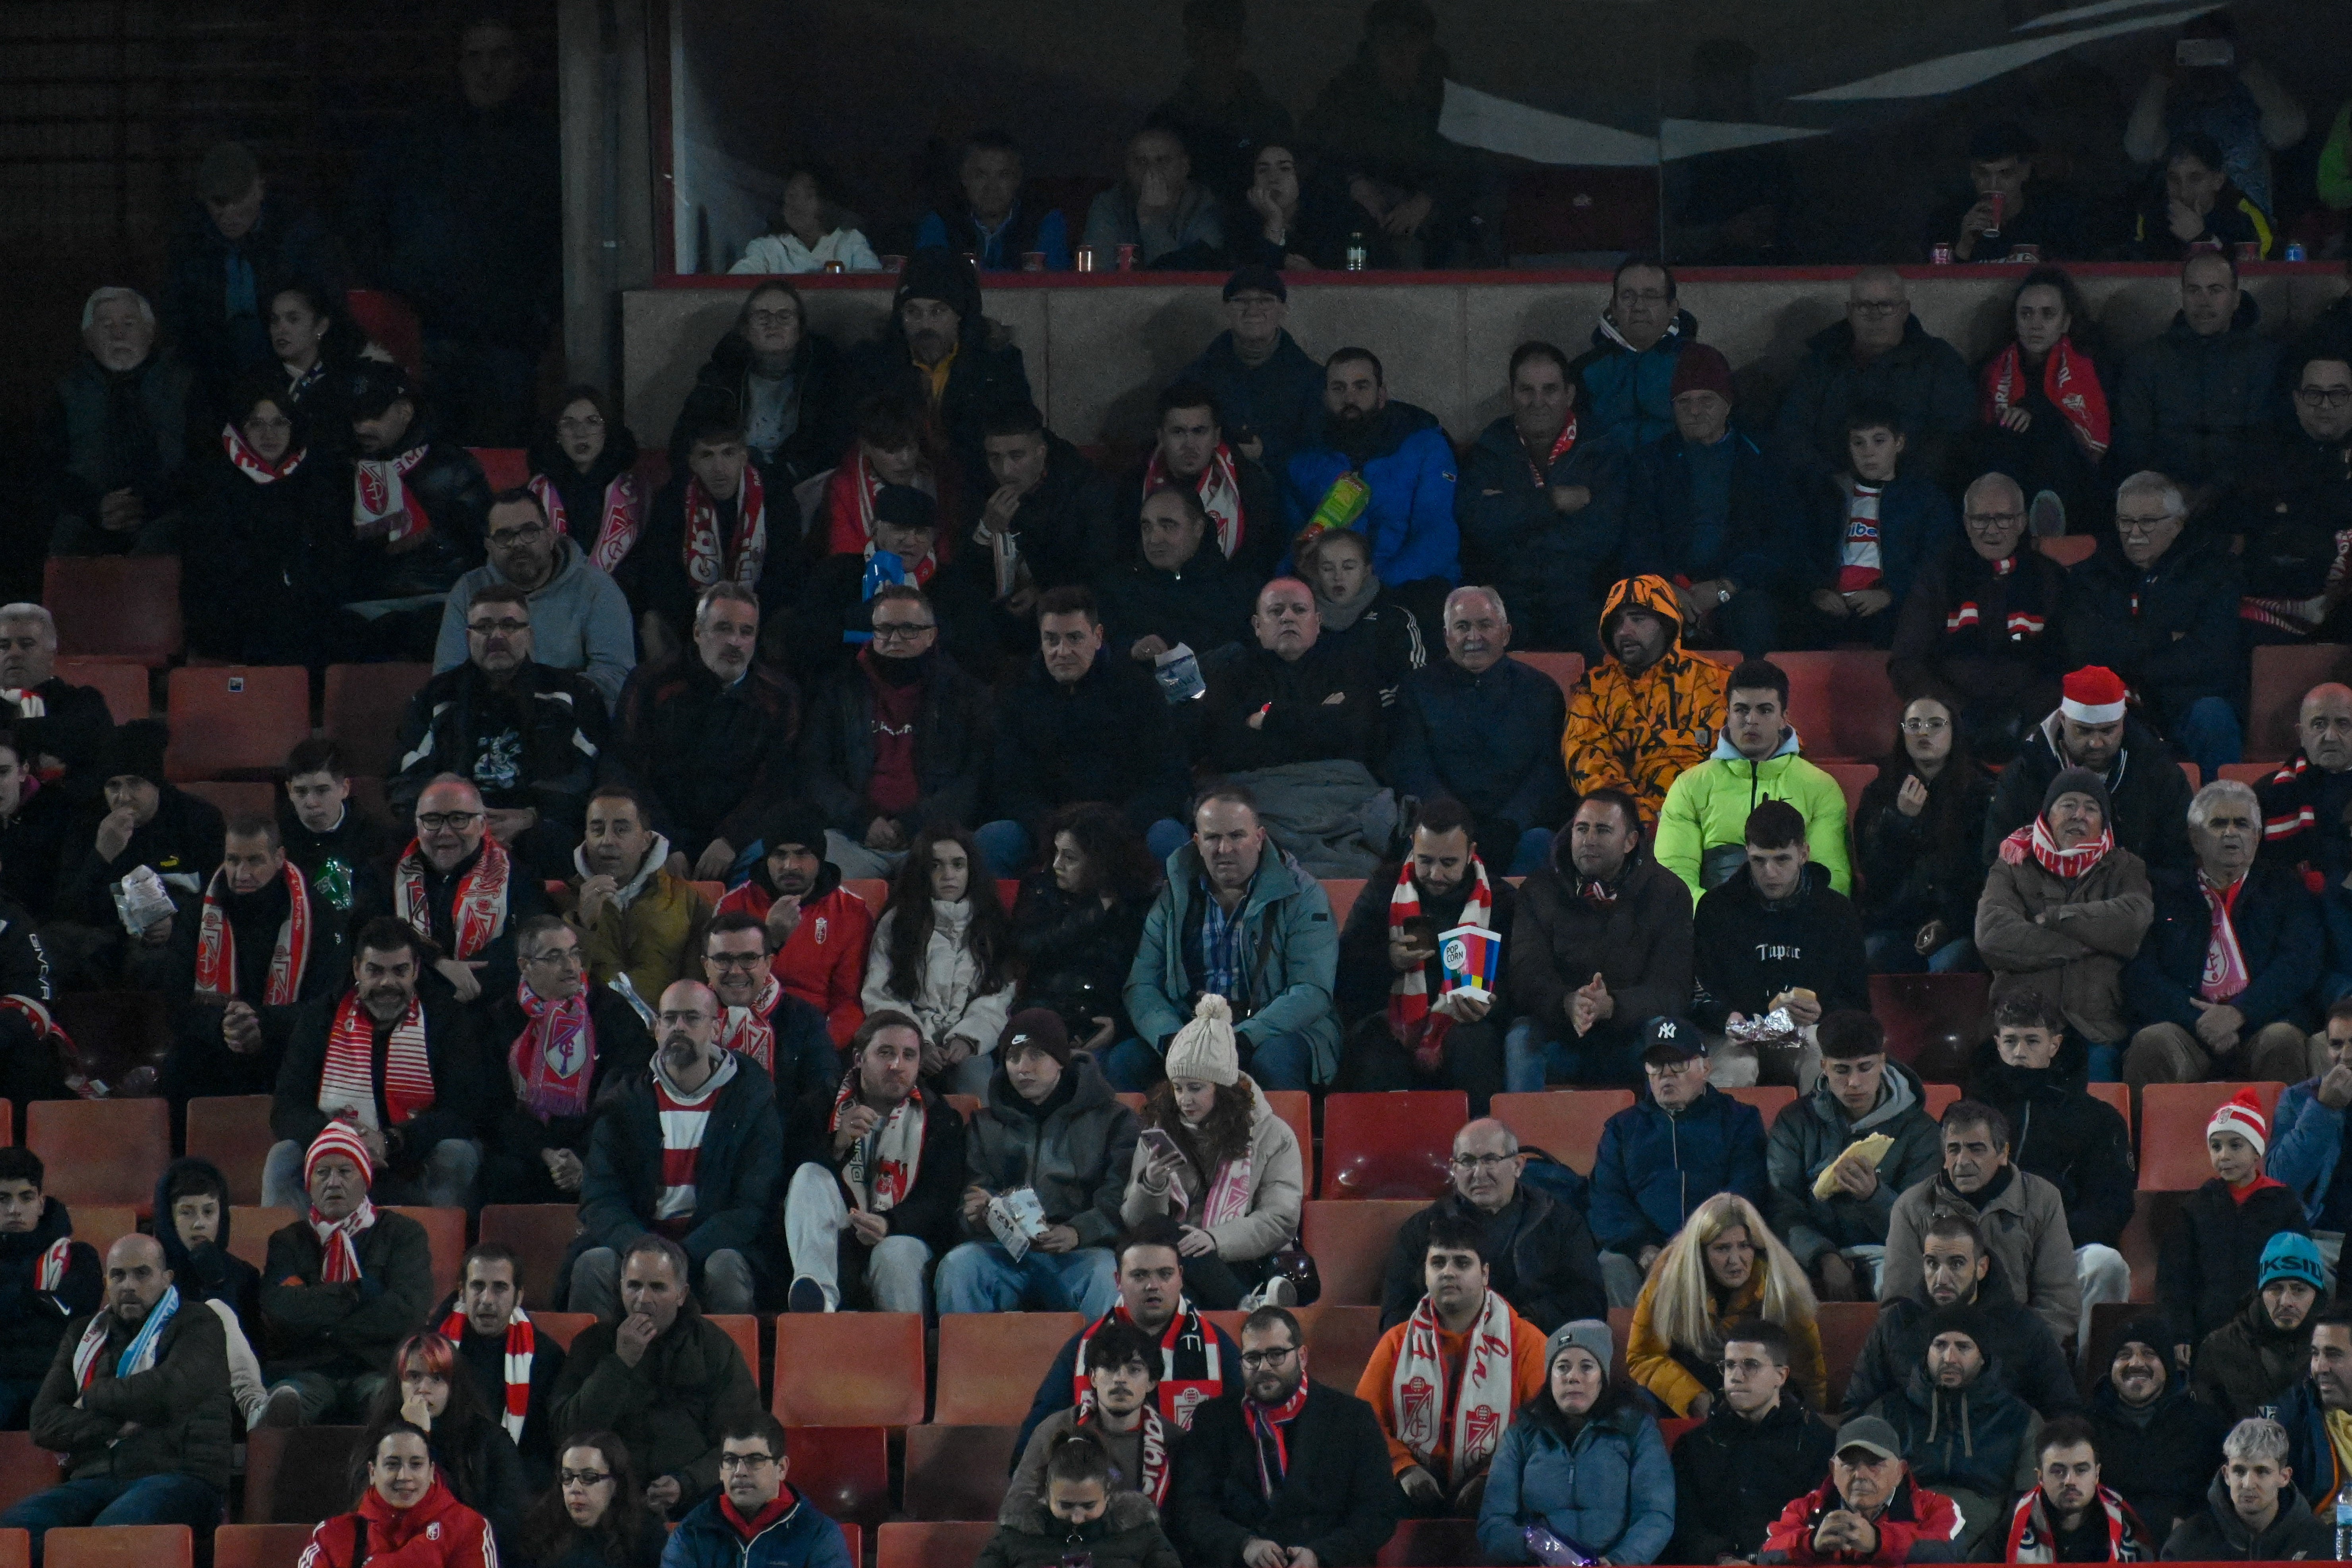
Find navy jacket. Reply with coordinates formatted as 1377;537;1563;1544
992;649;1189;838
2062;531;2244;719
1801;471;1956;609
2112;294;2283;491
1455;417;1627;655
1177;329;1329;482
2124;860;2321;1037
660;1490;852;1568
1589;1085;1770;1255
1385;655;1569;847
1625;427;1796;592
579;1054;783;1277
1773;316;1975;486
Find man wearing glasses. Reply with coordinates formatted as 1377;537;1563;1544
368;769;555;1009
1571;257;1696;449
1889;472;2069;762
431;488;635;712
1377;1119;1607;1334
1667;1320;1836;1565
1177;267;1326;482
662;1416;852;1568
1774;266;1972;488
2239;349;2352;649
390;583;609;883
478;914;650;1205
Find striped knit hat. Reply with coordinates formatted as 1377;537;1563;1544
304;1120;374;1190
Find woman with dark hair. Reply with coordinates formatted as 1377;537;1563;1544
518;1432;664;1568
266;279;363;455
359;1332;527;1558
1233;142;1354;271
732;165;882;275
675;278;851;495
1972;264;2111;537
1294;526;1425;709
1011;802;1154;1059
859;824;1018;1095
304;1422;496;1568
527;385;644;573
1477;1320;1676;1566
1855;693;1997;975
184;368;351;664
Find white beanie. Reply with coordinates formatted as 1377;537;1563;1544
1164;994;1240;1086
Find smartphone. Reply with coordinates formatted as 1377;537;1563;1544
1139;1127;1185;1162
2176;37;2234;69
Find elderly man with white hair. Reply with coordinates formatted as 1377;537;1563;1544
2061;469;2246;777
0;603;120;781
1385;585;1570;876
48;286;191;556
2123;777;2323;1089
1773;266;1974;486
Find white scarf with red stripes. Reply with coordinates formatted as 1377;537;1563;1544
354;445;431;543
395;836;512;961
1144;443;1246;560
310;1198;377;1284
683;464;767;591
440;1306;537;1444
195;860;313;1007
319;992;435;1133
652;1051;737;1227
717;976;785;1075
1386;854;1494;1066
529;470;642;574
1391;1289;1517;1489
222;423;306;483
829;1073;923;1211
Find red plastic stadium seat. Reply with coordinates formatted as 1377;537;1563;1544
1379;1520;1483;1565
1299;1200;1422;1306
1322;1090;1464;1199
1726;1085;1799;1128
2141;1083;2284;1190
1819;1300;1879;1411
1508;650;1585;698
1868;971;1989;1076
227;1207;293;1273
1606;1306;1633;1382
242;1427;365;1523
2035;535;2096;566
2218;762;2278;787
785;1427;888;1527
477;1204;582;1306
345;289;423;374
843;878;888;913
185;1096;273;1206
839;1526;863;1567
1263;1089;1315;1194
1770;651;1902;761
1303;1304;1387;1402
903;1425;1021;1520
1321;878;1365;927
2179;761;2201;789
0;1530;25;1568
27;1097;169;1211
2087;1081;2132;1138
709;1314;762;1395
934;1312;1083;1425
0;1101;11;1147
384;1206;467;1300
165;666;312;781
322;663;435;779
774;1312;925;1426
1922;1083;1961;1121
2250;644;2352;760
877;1522;993;1568
45;1526;189;1568
54;659;150;723
1658;1417;1700;1448
530;1311;596;1349
212;1524;315;1568
468;448;531;492
945;1093;981;1120
0;1433;57;1515
45;556;182;665
1821;762;1877;827
76;1206;139;1259
1492;1089;1631;1174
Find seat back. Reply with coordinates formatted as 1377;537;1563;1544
0;1434;57;1516
1507;649;1584;697
74;1205;139;1258
27;1097;169;1210
773;1312;925;1426
1724;1085;1799;1128
344;289;423;373
783;1427;888;1527
2035;535;2096;566
44;1527;190;1568
1301;1303;1386;1394
933;1312;1084;1425
228;1207;296;1273
477;1204;582;1306
876;1523;993;1568
903;1425;1021;1520
1867;971;1989;1081
1298;1200;1423;1307
467;448;531;491
1770;649;1901;760
321;663;435;779
1818;1300;1880;1412
1321;1089;1465;1199
212;1525;316;1568
45;556;182;665
164;665;312;780
1378;1520;1484;1565
1491;1089;1631;1174
2141;1083;2286;1189
54;659;150;723
2087;1080;2132;1139
529;1311;596;1349
186;1095;275;1205
709;1314;762;1396
242;1426;365;1522
384;1206;467;1300
1321;878;1365;927
1262;1089;1315;1195
2250;644;2352;759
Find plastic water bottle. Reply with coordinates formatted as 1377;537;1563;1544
2288;242;2309;262
1345;231;1369;271
2332;1482;2352;1557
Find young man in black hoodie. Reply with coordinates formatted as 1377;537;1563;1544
155;1156;270;1428
1669;1318;1837;1564
0;1147;99;1430
2088;1316;2228;1542
973;402;1122;596
1690;799;1868;1084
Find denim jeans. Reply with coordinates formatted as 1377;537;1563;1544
975;818;1191;880
935;1240;1120;1315
1503;1018;1642;1093
2;1475;223;1568
2171;694;2243;780
260;1367;387;1425
1104;1029;1314;1091
783;1162;934;1312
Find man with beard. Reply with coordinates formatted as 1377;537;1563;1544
336;362;493;659
426;1242;568;1486
2087;1318;2228;1542
779;1009;964;1315
1094;485;1257;671
852;248;1031;498
1982;665;2195;872
0;604;118;781
161;813;348;1107
262;918;488;1211
1284;348;1460;605
1562;576;1729;831
1002;1320;1169;1518
1127;383;1286;582
1883;1101;2084;1350
1176;267;1326;482
47;287;192;556
631;401;770;665
432;488;634;711
714;803;874;1050
564;785;712;1006
369;772;553;1016
389;584;607;882
615;583;797;883
1857;1311;2041;1556
2192;1231;2327;1421
1455;344;1626;657
1843;1213;2077;1418
572;980;781;1317
703;913;835;1110
2278;1306;2352;1514
1998;1420;2151;1564
481;916;652;1206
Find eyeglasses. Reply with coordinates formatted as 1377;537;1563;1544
1963;510;2024;528
468;617;530;636
487;524;547;549
706;952;767;970
524;948;582;966
555;416;605;434
871;621;936;642
2300;386;2352;408
1449;1153;1517;1173
1900;717;1949;734
1238;1347;1297;1369
1848;299;1905;316
559;1470;613;1488
417;811;483;831
718;1453;778;1472
2114;514;2177;535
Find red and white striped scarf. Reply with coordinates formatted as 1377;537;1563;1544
222;423;306;483
310;1197;377;1284
1998;818;2113;881
510;981;595;1122
2200;874;2252;1003
1391;1289;1517;1489
1073;1299;1227;1428
717;976;785;1074
440;1306;536;1444
529;469;643;575
35;1237;72;1291
319;992;436;1133
830;1073;923;1212
683;463;767;591
395;835;512;961
353;445;431;543
1838;479;1885;593
1982;336;2110;457
1387;855;1495;1067
194;860;312;1007
1144;442;1246;560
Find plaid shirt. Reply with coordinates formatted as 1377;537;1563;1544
1189;875;1250;1002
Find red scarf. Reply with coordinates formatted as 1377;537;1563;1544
1982;337;2110;457
439;1306;536;1444
529;469;642;574
395;835;512;961
353;445;431;543
1387;855;1495;1070
222;423;306;483
510;982;595;1121
1073;1300;1226;1428
1998;818;2113;881
310;1196;377;1284
1144;443;1246;560
683;463;768;591
2230;1173;2288;1205
719;1490;797;1543
718;975;785;1073
319;992;435;1132
1244;1378;1310;1499
1524;417;1577;483
2199;874;2252;1003
194;860;312;1008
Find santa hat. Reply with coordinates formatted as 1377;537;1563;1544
2059;666;2128;725
2206;1086;2269;1157
304;1120;375;1191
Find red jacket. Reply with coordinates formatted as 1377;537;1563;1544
715;877;874;1047
1761;1477;1962;1566
297;1478;497;1568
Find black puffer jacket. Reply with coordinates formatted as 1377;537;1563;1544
680;325;852;493
1668;1394;1839;1564
0;1198;101;1381
798;649;991;841
2088;1370;2230;1543
387;659;609;831
1854;756;1997;941
1843;1255;2078;1417
990;649;1189;838
1965;1035;2136;1249
1011;873;1150;1044
1980;713;2194;872
2061;529;2245;722
2158;1175;2312;1350
2112;292;2283;491
614;654;799;857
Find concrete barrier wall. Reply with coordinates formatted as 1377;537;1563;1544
621;267;2352;456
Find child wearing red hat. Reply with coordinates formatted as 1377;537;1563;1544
2154;1086;2313;1364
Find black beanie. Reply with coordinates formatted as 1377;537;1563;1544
2041;766;2113;824
894;247;981;327
761;800;830;860
97;719;169;787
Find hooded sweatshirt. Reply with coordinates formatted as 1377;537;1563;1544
1655;725;1853;900
1691;861;1869;1032
1562;576;1731;828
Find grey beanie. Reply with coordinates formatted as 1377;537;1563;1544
1545;1318;1613;1374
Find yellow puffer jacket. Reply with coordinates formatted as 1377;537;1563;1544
1625;1268;1829;1416
1562;576;1728;828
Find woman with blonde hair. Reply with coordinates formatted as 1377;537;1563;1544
1625;1192;1827;1414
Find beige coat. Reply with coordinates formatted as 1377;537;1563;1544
1119;1082;1304;1262
1973;843;2152;1045
1882;1168;2082;1345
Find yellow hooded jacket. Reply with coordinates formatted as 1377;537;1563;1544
1561;576;1730;828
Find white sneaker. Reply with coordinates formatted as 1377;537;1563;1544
250;1384;303;1429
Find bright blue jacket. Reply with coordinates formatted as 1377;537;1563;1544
1589;1085;1770;1254
1570;309;1697;448
661;1491;853;1568
2270;1077;2352;1230
1284;402;1461;586
1477;1401;1677;1566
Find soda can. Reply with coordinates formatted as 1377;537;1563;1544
1021;251;1046;272
1930;242;1954;265
1116;243;1137;271
821;259;844;274
2011;243;2041;264
2288;242;2309;262
2236;240;2263;263
1075;247;1096;273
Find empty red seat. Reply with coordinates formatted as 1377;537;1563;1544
877;1522;992;1568
345;289;423;374
1869;971;1989;1076
45;1526;190;1568
45;556;182;665
212;1524;315;1568
1507;650;1585;697
934;1312;1082;1425
186;1095;275;1206
227;1207;295;1274
467;448;531;491
1819;1300;1879;1411
903;1425;1021;1520
1725;1085;1799;1128
1322;878;1366;926
1491;1089;1632;1173
27;1097;169;1210
774;1312;924;1426
165;666;311;781
2250;644;2352;759
322;663;434;779
2141;1083;2285;1190
1302;1303;1385;1394
1322;1090;1464;1199
477;1204;581;1307
1299;1200;1422;1307
0;1433;55;1516
1770;650;1901;760
784;1427;888;1527
54;659;150;723
384;1206;467;1300
242;1427;365;1523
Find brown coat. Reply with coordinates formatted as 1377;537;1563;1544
1974;843;2152;1045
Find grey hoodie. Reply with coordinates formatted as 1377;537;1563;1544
432;533;637;710
1764;1058;1945;1266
